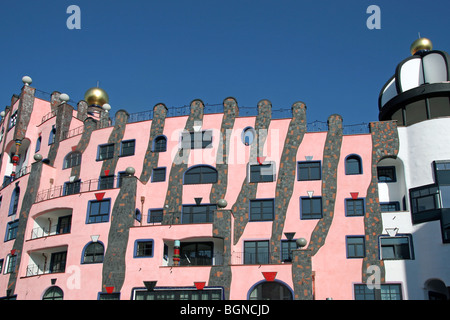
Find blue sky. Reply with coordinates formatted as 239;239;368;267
1;0;449;124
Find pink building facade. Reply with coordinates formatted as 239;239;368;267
0;83;397;300
0;39;449;300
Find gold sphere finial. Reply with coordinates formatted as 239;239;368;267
410;37;433;55
84;87;109;107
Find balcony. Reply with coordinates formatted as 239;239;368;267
30;209;72;240
25;246;67;277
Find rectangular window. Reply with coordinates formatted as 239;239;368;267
134;288;222;300
346;236;365;258
380;202;400;212
181;204;216;224
281;240;297;262
346;198;365;216
409;184;441;223
244;241;269;265
434;160;450;185
50;251;67;273
99;175;115;190
377;166;397;183
152;168;166;182
98;143;115;161
180;242;213;266
135;240;154;258
380;235;413;260
120;140;135;157
9;111;17;130
300;197;323;219
354;284;402;300
181;130;212;149
250;199;274;221
99;293;121;300
249;163;275;183
297;161;321;181
87;199;111;223
5;220;19;241
64;180;81;196
6;255;17;274
148;209;163;224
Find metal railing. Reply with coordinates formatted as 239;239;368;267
30;224;71;240
25;264;66;277
35;176;120;203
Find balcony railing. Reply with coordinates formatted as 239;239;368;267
25;263;66;277
35;177;120;203
30;223;71;240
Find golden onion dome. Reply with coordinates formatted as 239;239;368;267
410;37;433;55
84;87;109;107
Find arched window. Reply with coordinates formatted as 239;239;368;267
249;281;293;300
82;242;104;264
8;186;20;216
153;135;167;152
63;151;82;169
42;286;64;300
184;165;218;185
345;155;362;175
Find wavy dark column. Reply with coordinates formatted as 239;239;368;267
292;114;343;300
101;174;137;293
208;209;232;300
210;98;238;203
47;102;74;166
70;117;98;180
140;103;168;183
362;121;399;284
99;110;129;176
162;100;204;225
270;102;307;263
232;100;272;245
7;160;43;295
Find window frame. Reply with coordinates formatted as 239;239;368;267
345;154;363;175
5;220;19;242
181;204;217;224
243;240;270;265
64;179;81;196
345;198;365;216
249;163;276;183
134;239;154;258
346;236;365;258
354;283;403;300
120;139;135;157
148;208;163;224
379;234;414;260
63;151;82;169
184;165;218;185
377;166;397;183
249;199;275;221
181;130;213;149
97;143;115;161
151;167;166;183
152;135;167;153
300;197;323;220
297;161;322;181
82;241;105;264
86;199;111;224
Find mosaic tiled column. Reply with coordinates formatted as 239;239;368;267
140;103;168;183
270;102;307;263
162;100;204;225
232;100;272;245
362;121;399;284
